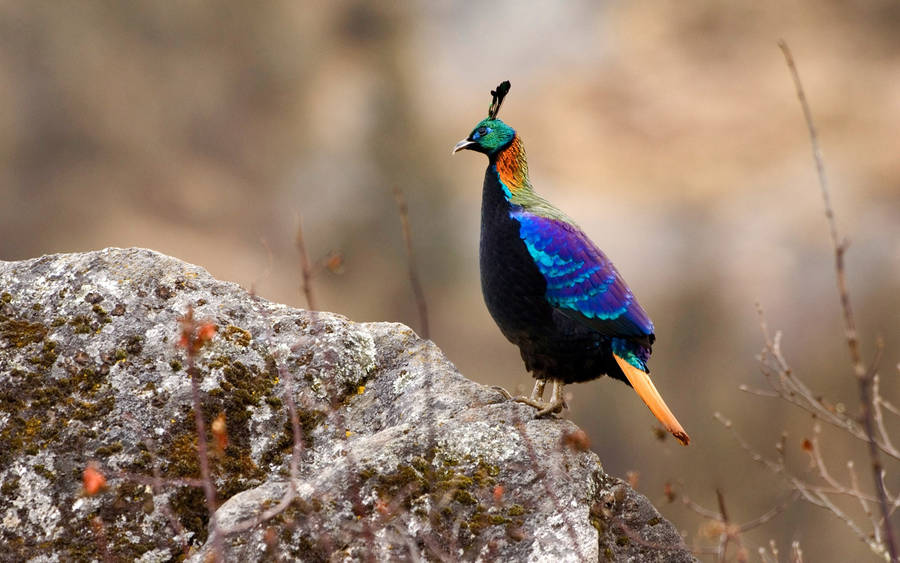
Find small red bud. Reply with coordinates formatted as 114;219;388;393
83;463;106;496
493;485;504;504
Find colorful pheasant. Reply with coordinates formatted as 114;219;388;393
453;81;689;445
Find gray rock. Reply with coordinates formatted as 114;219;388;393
0;248;695;562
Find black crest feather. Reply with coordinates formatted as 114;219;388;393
488;80;511;119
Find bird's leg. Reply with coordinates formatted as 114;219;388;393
530;378;546;401
535;379;567;417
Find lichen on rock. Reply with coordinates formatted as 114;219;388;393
0;248;694;562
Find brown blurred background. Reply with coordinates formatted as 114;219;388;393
2;1;898;560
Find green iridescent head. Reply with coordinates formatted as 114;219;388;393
453;80;516;156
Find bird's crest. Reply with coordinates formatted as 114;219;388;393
488;81;511;119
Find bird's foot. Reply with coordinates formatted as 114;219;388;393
534;395;567;417
493;379;567;417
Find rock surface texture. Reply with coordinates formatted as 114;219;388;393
0;248;694;562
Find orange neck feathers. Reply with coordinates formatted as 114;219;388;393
494;136;530;194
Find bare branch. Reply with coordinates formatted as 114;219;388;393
215;301;316;540
683;485;796;561
682;495;723;521
178;307;222;560
779;39;897;561
715;412;887;558
295;214;316;310
736;492;798;533
848;459;881;546
791;540;804;563
90;516;113;563
392;186;430;339
214;359;305;537
737;384;779;398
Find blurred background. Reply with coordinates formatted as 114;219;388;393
1;1;898;559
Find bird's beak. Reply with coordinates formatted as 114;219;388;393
452;138;476;155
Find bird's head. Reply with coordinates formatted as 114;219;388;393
453;118;515;156
453;81;515;157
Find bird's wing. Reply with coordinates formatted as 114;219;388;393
512;210;654;342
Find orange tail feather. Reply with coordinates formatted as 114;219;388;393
614;354;690;446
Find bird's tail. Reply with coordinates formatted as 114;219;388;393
614;354;690;446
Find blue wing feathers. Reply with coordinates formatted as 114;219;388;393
545;265;601;290
512;209;654;339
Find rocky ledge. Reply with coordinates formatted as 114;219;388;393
0;248;694;562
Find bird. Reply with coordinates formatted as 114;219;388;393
452;81;689;446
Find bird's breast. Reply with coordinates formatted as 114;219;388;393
479;167;552;338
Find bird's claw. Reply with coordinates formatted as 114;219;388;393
534;397;567;417
491;385;513;400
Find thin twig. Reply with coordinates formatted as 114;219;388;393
880;398;900;418
792;540;804;563
715;489;733;562
90;516;113;563
681;495;722;522
848;459;881;546
114;471;209;489
737;384;779;398
115;411;192;555
217;298;312;538
612;518;693;553
214;361;304;537
716;412;885;557
251;236;275;296
682;496;723;521
810;426;844;493
176;308;222;558
779;39;897;562
737;492;799;533
185;334;221;560
684;488;797;561
392;187;430;339
146;448;191;554
873;358;897;455
295;214;316;310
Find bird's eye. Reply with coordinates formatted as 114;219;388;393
472;126;491;141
